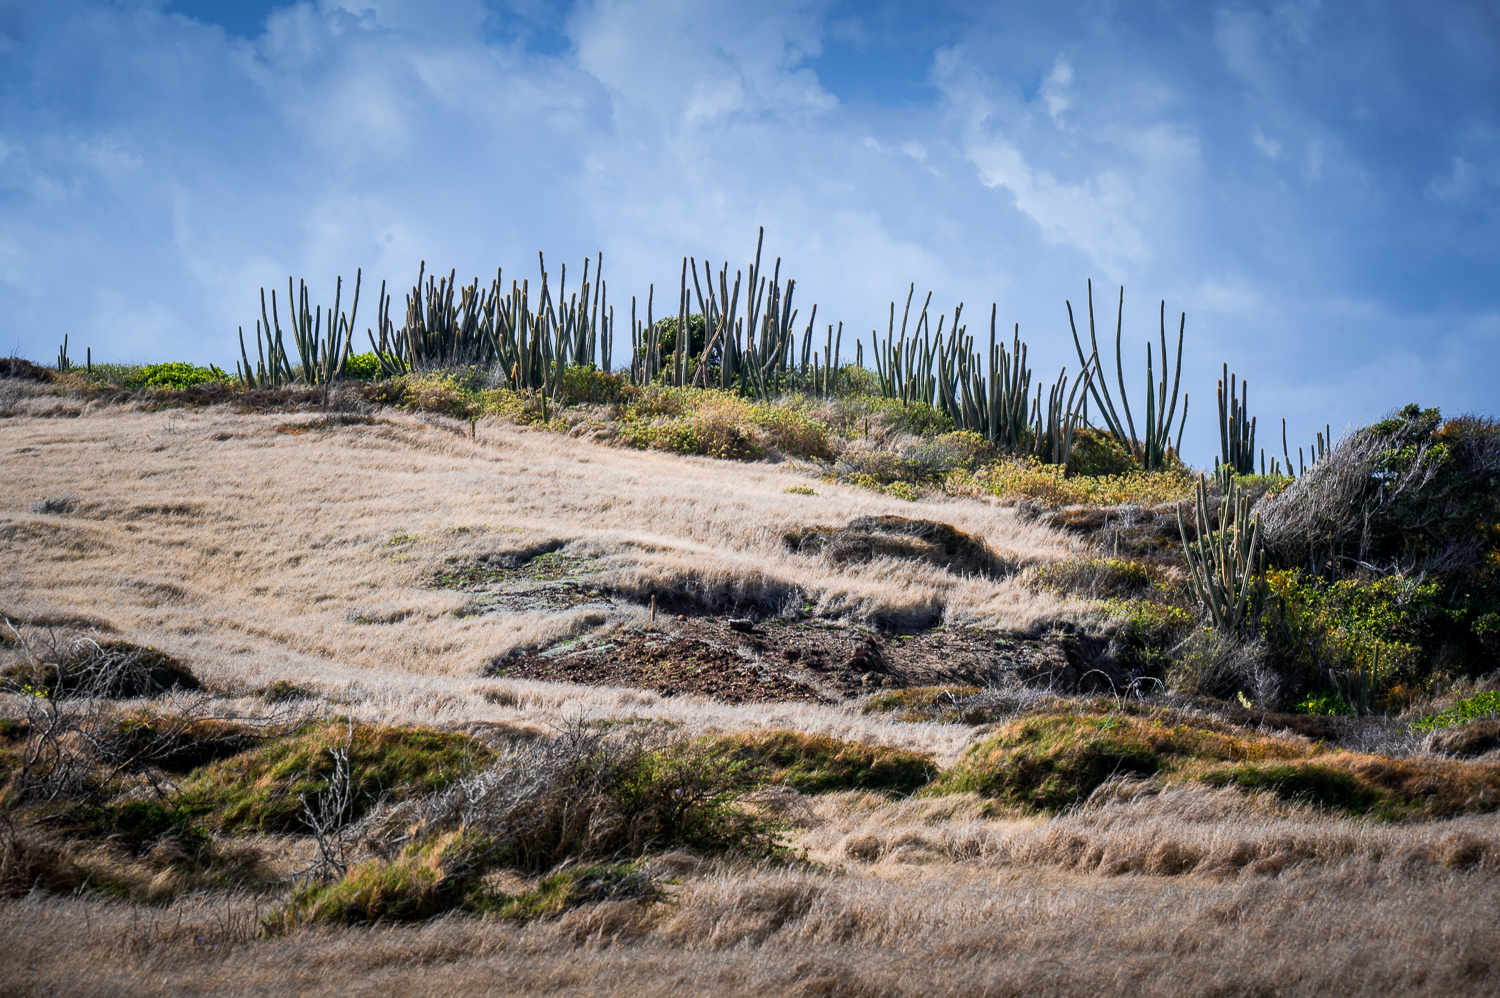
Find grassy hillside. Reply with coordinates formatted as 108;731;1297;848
3;361;1500;996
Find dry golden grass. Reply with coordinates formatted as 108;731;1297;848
0;408;1086;759
4;789;1500;997
6;405;1500;996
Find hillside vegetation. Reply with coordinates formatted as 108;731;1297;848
4;249;1499;996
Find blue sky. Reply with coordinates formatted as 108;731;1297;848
2;0;1497;464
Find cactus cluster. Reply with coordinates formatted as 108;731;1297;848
634;229;813;398
238;272;362;387
865;288;1091;464
1178;474;1265;633
1069;282;1187;472
1216;363;1256;478
222;234;1247;483
370;253;613;396
1280;418;1332;479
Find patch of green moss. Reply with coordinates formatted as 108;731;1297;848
862;685;986;723
1203;763;1387;815
929;713;1166;810
268;828;486;930
181;721;488;834
709;729;934;795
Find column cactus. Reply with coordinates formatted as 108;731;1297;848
1178;474;1266;633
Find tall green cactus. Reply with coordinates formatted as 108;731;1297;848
1178;474;1265;634
240;271;361;386
56;335;71;373
1217;363;1256;477
1068;281;1188;471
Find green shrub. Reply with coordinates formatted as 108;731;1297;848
1413;691;1500;732
0;640;200;699
269;828;486;929
1262;569;1443;707
617;387;830;461
1066;427;1136;477
557;364;632;406
133;362;226;389
400;371;484;419
341;352;382;380
1105;598;1197;681
1295;691;1354;716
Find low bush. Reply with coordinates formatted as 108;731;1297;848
617;387;831;461
271;828;486;929
1;640;200;700
948;459;1198;508
1066;427;1136;477
1413;691;1500;732
133;362;228;389
1031;558;1157;600
862;686;985;723
341;352;382;380
1260;569;1447;710
362;722;779;874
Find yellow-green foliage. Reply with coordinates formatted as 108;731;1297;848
1413;691;1500;732
1262;569;1442;705
398;370;486;419
924;706;1500;818
816;393;953;437
181;721;487;833
133;362;227;390
618;387;832;461
1065;427;1136;477
948;459;1198;508
1031;557;1155;599
707;729;934;795
341;352;381;380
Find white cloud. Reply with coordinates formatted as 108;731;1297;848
1252;129;1280;158
1039;55;1073;122
966;137;1147;276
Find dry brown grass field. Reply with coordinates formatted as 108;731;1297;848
4;403;1500;997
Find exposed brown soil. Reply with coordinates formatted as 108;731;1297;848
492;611;1116;705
